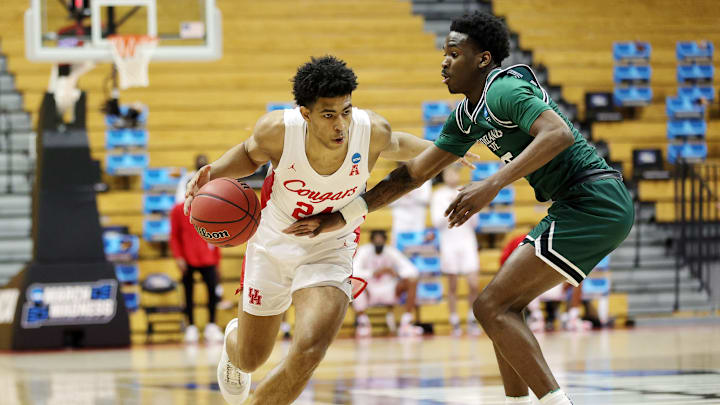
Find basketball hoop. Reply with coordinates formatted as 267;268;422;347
109;34;158;90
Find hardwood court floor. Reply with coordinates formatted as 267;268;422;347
1;325;719;404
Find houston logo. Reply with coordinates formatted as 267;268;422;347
194;225;229;240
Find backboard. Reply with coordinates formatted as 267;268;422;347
25;0;222;62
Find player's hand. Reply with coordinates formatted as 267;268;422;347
175;257;188;273
184;165;212;216
445;180;501;228
282;212;346;238
458;151;481;169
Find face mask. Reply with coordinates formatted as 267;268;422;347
374;244;384;255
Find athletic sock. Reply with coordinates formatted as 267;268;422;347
568;307;580;321
280;322;291;334
450;312;460;327
467;309;477;324
505;395;532;404
357;314;370;326
400;312;413;326
539;389;573;405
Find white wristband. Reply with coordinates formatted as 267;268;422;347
339;197;368;224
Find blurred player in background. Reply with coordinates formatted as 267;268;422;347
352;230;422;338
431;164;481;336
184;56;477;405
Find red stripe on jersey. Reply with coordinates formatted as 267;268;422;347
260;170;276;210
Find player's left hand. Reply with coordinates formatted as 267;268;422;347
445;180;501;227
283;211;346;237
458;151;481;169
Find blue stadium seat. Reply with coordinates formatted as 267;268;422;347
582;278;610;296
104;105;149;127
490;187;515;206
142;167;185;191
115;264;140;283
665;96;705;119
667;143;707;164
143;217;171;242
416;281;443;302
396;231;425;252
476;211;515;233
103;232;140;261
613;87;652;107
667;120;707;139
676;41;714;62
105;129;148;149
613;65;651;83
143;194;176;214
122;292;139;311
612;41;651;62
266;102;294;111
422;101;452;124
411;256;441;275
595;255;611;271
472;161;502;181
106;153;149;175
424;124;443;141
677;64;714;83
678;86;715;102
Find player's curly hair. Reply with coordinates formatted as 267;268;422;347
450;11;510;67
292;55;358;107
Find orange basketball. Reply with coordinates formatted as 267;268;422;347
190;178;261;247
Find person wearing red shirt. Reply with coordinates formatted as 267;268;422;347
170;202;224;343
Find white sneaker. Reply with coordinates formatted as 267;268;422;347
217;318;251;404
184;325;199;343
397;323;423;337
451;324;463;337
356;324;371;338
467;322;483;336
204;323;224;343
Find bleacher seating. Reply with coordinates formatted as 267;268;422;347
666;119;707;139
422;101;452;124
677;85;715;102
142;218;171;242
115;264;140;283
613;85;653;107
490;187;515;206
667;142;708;164
665;96;705;119
676;41;714;62
142;167;185;191
142;194;176;214
106;153;150;175
613;41;651;63
416;281;443;302
411;255;441;275
677;64;714;83
476;211;515;233
613;65;651;83
423;123;443;141
103;232;140;261
106;128;148;149
472;162;501;181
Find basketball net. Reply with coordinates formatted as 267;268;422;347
109;35;158;90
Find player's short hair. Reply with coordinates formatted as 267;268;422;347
450;11;510;67
292;55;358;107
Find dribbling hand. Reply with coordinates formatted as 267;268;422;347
184;165;212;216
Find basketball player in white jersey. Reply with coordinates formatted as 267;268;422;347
184;56;476;405
431;164;481;336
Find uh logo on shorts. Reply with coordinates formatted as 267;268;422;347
248;288;262;305
349;153;361;176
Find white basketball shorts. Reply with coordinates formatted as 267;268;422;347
241;221;358;316
440;240;479;275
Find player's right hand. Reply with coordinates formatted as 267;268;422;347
184;165;212;216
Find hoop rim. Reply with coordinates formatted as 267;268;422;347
108;34;159;58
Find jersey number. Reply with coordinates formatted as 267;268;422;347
291;202;333;220
500;152;514;164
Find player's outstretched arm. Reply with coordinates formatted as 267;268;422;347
283;145;459;237
444;109;574;227
184;111;283;215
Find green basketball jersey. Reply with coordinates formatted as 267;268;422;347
434;64;609;202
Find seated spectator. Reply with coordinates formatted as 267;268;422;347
353;230;422;338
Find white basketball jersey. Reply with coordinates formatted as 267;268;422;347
259;107;372;239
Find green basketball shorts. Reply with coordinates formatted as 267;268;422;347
524;178;634;286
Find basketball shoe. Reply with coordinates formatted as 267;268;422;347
217;318;251;404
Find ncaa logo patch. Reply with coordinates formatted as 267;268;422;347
352;153;361;164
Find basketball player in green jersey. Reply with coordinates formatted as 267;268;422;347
285;11;634;405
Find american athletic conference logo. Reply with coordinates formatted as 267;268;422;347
350;153;361;176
